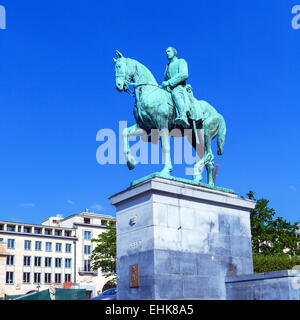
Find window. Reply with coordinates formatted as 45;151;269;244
34;256;41;267
23;256;31;266
24;240;31;250
45;257;52;267
55;243;62;252
7;225;15;232
34;228;42;234
64;230;71;237
46;242;52;252
84;231;91;240
35;241;42;251
23;226;31;233
0;224;4;230
84;218;91;224
84;260;91;272
34;273;41;284
7;239;14;249
101;220;107;226
55;273;61;283
45;229;52;235
44;273;51;283
55;258;62;268
65;243;72;253
6;272;14;284
18;226;22;232
84;245;91;255
6;255;14;266
65;274;71;282
65;258;71;268
55;230;62;236
23;272;30;283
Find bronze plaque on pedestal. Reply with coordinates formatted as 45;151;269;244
129;264;140;287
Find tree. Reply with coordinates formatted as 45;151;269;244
246;191;300;256
90;222;116;284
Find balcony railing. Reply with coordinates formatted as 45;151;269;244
78;268;98;276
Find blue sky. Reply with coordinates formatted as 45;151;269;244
0;1;299;224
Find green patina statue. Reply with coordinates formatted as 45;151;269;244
113;47;227;187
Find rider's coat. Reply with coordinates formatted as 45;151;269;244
164;57;190;117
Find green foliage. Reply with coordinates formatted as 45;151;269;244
246;191;300;256
90;222;116;284
253;254;300;273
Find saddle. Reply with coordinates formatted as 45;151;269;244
166;84;204;124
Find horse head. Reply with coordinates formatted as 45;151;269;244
113;50;131;92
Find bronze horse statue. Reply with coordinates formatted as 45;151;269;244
114;50;226;186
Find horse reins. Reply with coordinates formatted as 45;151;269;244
124;82;162;97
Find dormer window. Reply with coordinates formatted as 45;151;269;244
84;218;91;224
55;230;62;236
34;228;42;234
23;226;32;233
45;229;52;235
64;230;71;237
7;225;15;232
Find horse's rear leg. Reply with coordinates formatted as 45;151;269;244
204;136;215;186
186;128;205;184
159;128;173;176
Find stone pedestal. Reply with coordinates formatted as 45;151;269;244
109;177;255;300
226;270;300;300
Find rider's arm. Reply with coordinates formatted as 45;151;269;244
168;59;188;88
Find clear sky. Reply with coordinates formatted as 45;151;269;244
0;1;299;224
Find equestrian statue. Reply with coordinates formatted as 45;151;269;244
113;47;226;186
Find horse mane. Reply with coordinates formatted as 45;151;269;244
127;58;158;85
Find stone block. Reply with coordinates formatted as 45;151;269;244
226;270;300;300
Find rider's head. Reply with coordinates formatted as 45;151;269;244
166;47;177;60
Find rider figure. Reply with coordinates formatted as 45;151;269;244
161;47;190;128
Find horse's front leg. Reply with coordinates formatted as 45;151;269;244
123;124;147;170
159;128;173;176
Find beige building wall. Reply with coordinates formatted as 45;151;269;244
0;239;8;298
0;211;115;299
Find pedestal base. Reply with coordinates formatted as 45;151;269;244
110;176;255;300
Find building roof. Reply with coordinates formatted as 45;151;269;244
0;220;73;230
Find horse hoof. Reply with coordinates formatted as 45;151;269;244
193;175;202;184
127;160;136;170
160;171;171;178
159;167;172;177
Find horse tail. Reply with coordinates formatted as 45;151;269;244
217;115;226;155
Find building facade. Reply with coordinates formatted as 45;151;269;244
0;210;115;299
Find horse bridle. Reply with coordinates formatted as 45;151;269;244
120;59;164;97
